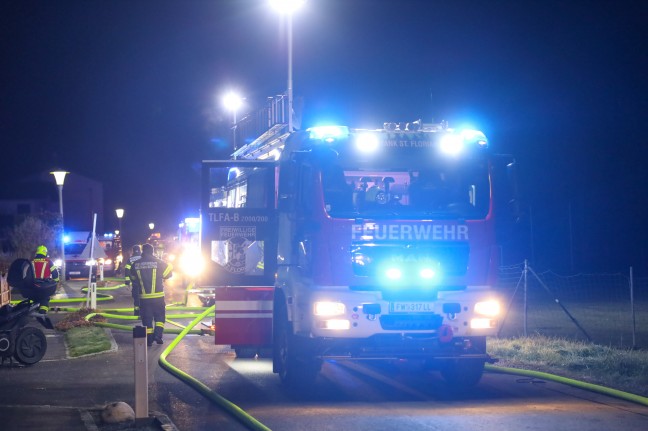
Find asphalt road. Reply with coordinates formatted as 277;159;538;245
1;278;647;431
153;336;648;431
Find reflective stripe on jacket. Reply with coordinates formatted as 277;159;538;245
124;255;141;284
131;254;172;300
32;257;60;281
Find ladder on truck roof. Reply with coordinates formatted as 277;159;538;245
232;95;292;160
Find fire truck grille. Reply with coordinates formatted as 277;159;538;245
379;313;443;331
351;243;470;277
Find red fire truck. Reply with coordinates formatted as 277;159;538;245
200;121;516;386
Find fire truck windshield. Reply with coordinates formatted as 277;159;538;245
321;161;490;220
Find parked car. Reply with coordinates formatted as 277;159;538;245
64;241;91;279
63;232;115;279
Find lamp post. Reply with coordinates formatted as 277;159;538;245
50;170;68;280
115;208;124;273
270;0;305;133
148;223;155;241
222;91;243;153
115;208;124;242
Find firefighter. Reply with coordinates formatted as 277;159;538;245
124;244;142;316
30;245;60;314
130;243;173;346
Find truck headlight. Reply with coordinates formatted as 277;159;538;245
318;319;351;330
313;301;345;316
474;300;500;316
470;318;497;329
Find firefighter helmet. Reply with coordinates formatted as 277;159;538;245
35;245;48;256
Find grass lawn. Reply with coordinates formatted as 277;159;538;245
489;335;648;398
64;326;113;357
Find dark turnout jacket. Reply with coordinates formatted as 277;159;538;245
130;253;173;300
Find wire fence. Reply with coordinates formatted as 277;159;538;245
496;260;648;349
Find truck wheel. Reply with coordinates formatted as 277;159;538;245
274;313;320;385
275;313;299;383
439;359;485;387
14;326;47;365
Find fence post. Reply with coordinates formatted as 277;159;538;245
526;264;592;342
524;259;528;337
133;325;148;420
630;267;636;349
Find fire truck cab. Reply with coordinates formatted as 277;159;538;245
201;121;514;386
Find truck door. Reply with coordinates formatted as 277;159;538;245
201;160;277;286
201;160;278;349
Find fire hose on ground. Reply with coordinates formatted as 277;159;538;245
38;282;648;428
84;304;272;430
485;364;648;407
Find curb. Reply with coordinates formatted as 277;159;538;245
82;409;179;431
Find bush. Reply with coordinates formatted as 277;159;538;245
54;308;107;332
7;214;61;260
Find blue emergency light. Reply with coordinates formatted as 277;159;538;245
308;125;350;142
440;129;488;155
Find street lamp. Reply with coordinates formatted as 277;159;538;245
115;208;124;272
115;208;124;240
270;0;306;133
50;170;68;280
222;91;244;152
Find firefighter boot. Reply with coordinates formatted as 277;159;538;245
154;323;164;344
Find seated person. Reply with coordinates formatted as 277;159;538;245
27;245;60;314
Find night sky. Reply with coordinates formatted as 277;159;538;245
1;1;647;273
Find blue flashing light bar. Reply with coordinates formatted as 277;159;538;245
308;125;350;143
440;128;488;155
461;129;488;147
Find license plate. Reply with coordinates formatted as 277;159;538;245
389;302;435;313
70;271;81;275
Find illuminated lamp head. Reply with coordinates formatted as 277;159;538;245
355;133;379;153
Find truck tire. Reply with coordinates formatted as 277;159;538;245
14;326;47;365
273;310;320;385
439;359;485;387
